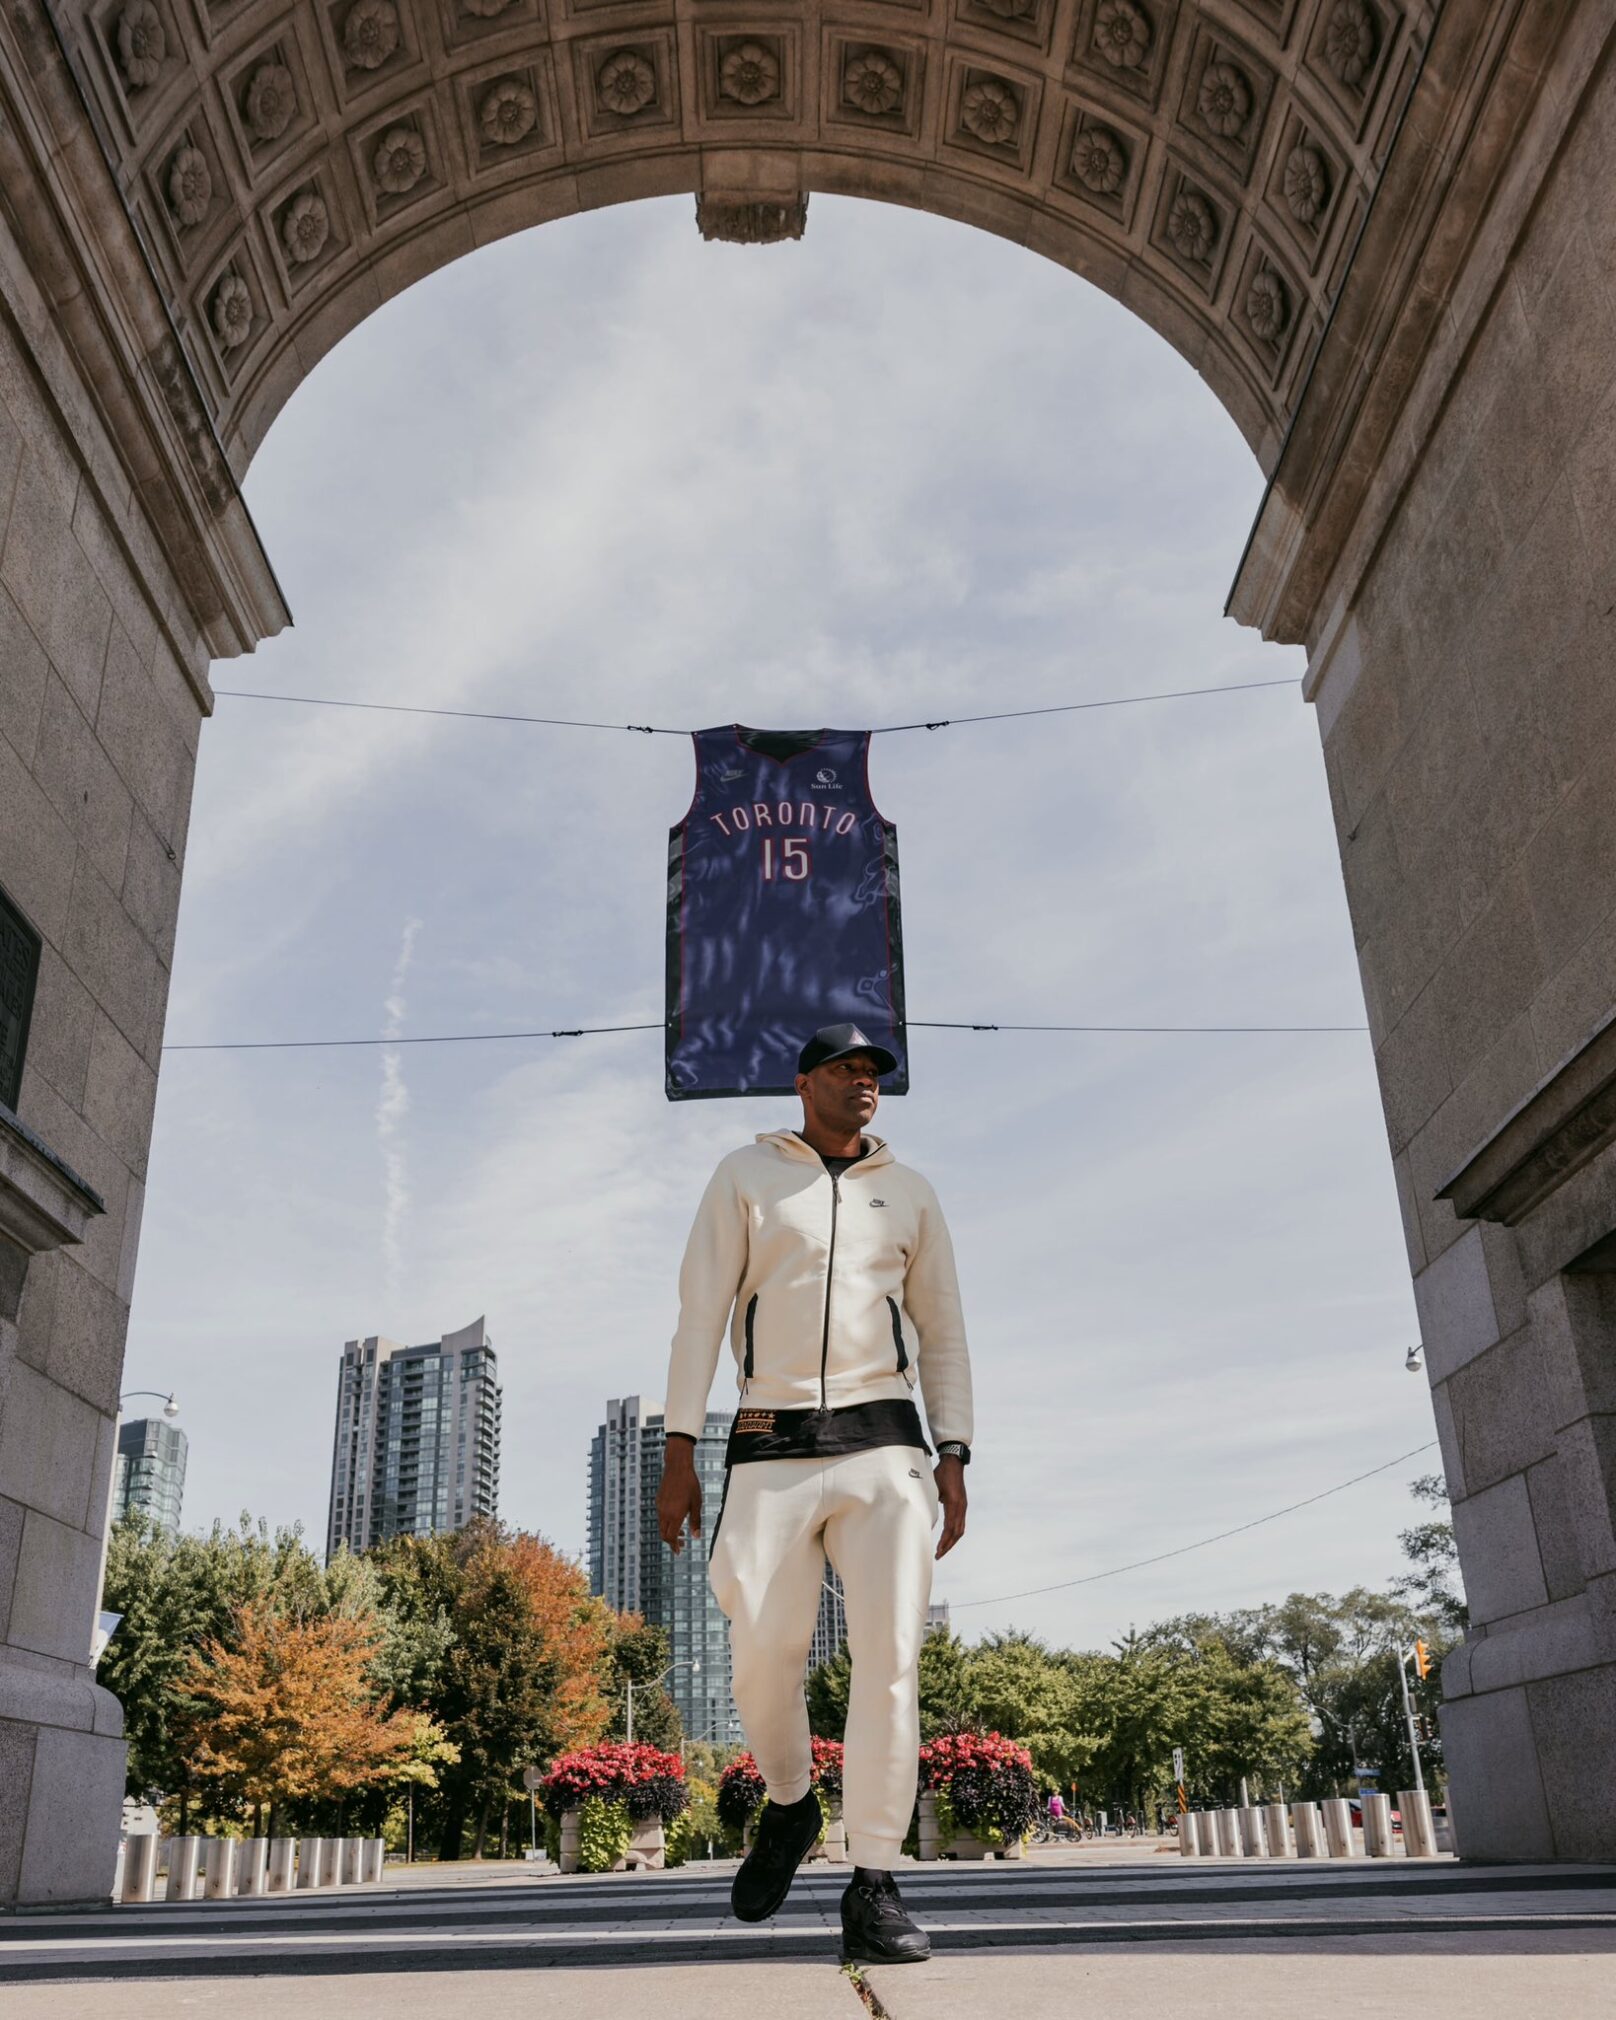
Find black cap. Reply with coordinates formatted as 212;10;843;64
796;1022;899;1078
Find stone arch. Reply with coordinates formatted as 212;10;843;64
7;0;1616;1909
57;0;1429;476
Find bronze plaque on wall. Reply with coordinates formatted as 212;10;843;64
0;884;40;1112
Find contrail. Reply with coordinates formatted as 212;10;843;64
377;918;422;1298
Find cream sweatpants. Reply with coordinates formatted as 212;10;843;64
707;1444;938;1870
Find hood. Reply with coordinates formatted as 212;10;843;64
757;1129;896;1170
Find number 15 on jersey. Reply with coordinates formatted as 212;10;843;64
761;837;811;882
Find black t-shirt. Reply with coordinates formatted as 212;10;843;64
802;1133;870;1182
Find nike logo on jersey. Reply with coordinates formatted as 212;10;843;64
870;1199;888;1208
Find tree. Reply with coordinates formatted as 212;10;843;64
606;1619;683;1753
174;1601;413;1833
1393;1474;1468;1637
960;1634;1099;1787
101;1511;371;1816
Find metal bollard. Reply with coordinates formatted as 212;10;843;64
1321;1798;1356;1858
1399;1789;1438;1859
166;1836;201;1902
121;1834;159;1903
1238;1806;1268;1858
203;1838;237;1899
1179;1812;1198;1856
236;1839;268;1895
295;1838;324;1889
1215;1809;1241;1857
267;1838;297;1892
1361;1793;1394;1857
1291;1802;1325;1858
1264;1802;1292;1858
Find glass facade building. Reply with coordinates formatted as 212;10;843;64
112;1416;187;1533
588;1397;742;1746
326;1316;502;1557
809;1567;847;1674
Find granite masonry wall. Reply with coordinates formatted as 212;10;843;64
1303;21;1616;1860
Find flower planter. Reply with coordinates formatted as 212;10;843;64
541;1745;688;1875
805;1801;846;1864
918;1733;1038;1864
619;1817;665;1872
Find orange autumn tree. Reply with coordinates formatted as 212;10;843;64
503;1533;619;1752
175;1600;414;1833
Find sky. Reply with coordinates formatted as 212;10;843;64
125;191;1438;1650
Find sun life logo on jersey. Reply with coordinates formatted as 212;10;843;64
812;768;838;789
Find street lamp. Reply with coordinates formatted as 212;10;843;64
1404;1343;1424;1374
120;1389;180;1418
626;1658;700;1745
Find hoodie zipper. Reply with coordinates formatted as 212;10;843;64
818;1173;841;1415
887;1295;910;1379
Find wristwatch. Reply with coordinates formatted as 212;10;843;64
936;1442;971;1465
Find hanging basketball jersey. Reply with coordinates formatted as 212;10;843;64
666;726;908;1100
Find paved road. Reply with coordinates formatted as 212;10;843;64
3;1851;1612;2019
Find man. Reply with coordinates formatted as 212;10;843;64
657;1021;973;1966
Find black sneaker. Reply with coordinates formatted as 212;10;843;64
840;1869;931;1965
730;1792;823;1923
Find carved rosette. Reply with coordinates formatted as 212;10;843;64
281;192;331;264
1093;0;1150;72
1245;266;1289;344
1283;145;1328;226
116;1;166;88
210;273;253;350
244;63;297;144
167;146;212;228
344;0;400;73
372;125;426;193
480;79;537;147
1071;125;1125;197
1197;61;1251;140
719;42;780;108
960;77;1019;148
597;50;656;117
844;51;902;117
1167;186;1216;264
1324;0;1376;87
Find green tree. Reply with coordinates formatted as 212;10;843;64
1393;1474;1468;1637
606;1619;683;1752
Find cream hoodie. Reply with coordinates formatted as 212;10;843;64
664;1130;973;1446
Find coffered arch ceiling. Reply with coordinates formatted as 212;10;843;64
58;0;1433;475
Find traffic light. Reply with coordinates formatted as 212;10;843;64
1413;1639;1431;1680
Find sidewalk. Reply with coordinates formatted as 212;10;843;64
5;1849;1612;2020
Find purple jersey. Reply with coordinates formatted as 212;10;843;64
665;726;908;1100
